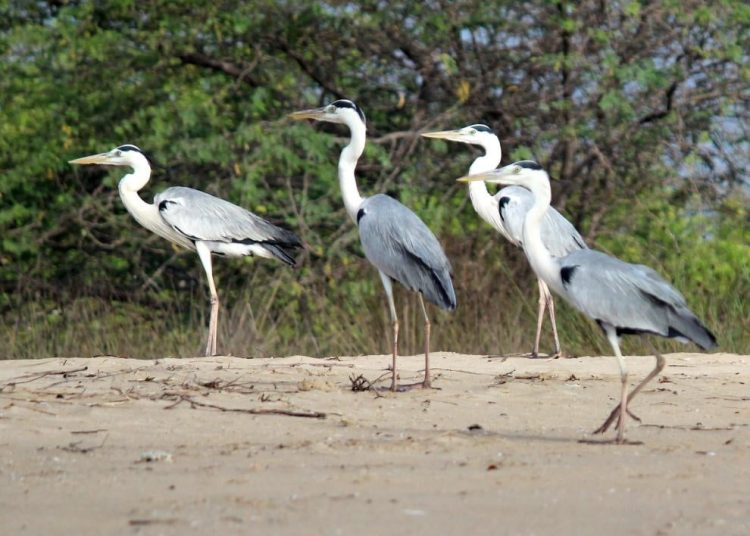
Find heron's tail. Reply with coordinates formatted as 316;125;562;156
668;306;717;350
424;268;457;311
262;242;301;267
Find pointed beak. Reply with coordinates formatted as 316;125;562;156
288;107;327;121
421;130;466;142
68;152;111;165
456;169;506;184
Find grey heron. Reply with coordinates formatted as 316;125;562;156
422;125;586;357
459;161;717;442
290;100;456;391
69;145;302;357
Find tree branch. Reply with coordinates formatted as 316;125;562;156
177;52;260;87
639;81;678;124
274;42;346;100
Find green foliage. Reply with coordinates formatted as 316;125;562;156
1;1;748;358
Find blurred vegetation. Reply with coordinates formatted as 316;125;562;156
2;0;748;359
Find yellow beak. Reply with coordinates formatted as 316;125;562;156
456;171;496;183
421;130;465;142
288;107;327;121
68;152;110;165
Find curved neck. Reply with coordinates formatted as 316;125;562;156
521;178;562;291
116;160;168;240
467;138;502;228
118;157;152;193
338;118;366;223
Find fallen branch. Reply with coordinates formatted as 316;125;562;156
349;372;390;394
165;395;326;419
58;433;108;454
1;366;88;391
641;423;738;431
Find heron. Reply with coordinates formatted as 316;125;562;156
69;144;302;357
289;100;456;391
459;161;717;442
422;125;586;357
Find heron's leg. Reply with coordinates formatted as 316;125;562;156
544;282;562;357
196;242;219;357
596;345;666;435
592;328;629;442
532;279;547;358
379;271;399;392
418;293;432;388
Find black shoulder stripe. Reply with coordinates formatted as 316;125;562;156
158;199;176;211
560;265;578;287
356;208;366;224
498;196;511;222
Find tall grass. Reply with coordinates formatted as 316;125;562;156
4;225;747;359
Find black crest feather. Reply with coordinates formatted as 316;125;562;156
516;160;543;170
468;124;493;133
331;99;366;123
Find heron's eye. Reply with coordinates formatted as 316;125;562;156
115;150;122;157
327;105;335;113
469;129;477;135
514;166;521;174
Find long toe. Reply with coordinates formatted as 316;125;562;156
627;408;642;422
593;405;621;434
393;381;439;392
594;404;641;435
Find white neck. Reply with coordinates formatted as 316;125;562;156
467;138;502;230
116;159;175;243
338;117;366;223
521;176;563;292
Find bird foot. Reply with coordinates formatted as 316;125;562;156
392;381;440;392
593;404;642;435
524;349;571;359
379;378;439;392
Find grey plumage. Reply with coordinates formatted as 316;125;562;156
69;144;301;357
155;186;302;265
421;125;585;357
496;186;586;256
461;161;717;441
290;99;455;390
557;249;717;350
357;194;456;310
493;183;714;350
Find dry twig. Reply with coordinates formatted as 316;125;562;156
0;366;88;392
164;394;326;419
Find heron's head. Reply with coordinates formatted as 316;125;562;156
421;124;497;147
69;144;150;169
457;160;548;187
288;99;366;127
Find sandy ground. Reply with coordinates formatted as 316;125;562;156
0;352;748;535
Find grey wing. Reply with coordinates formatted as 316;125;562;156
495;186;586;256
559;249;716;349
357;194;456;310
155;187;301;264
